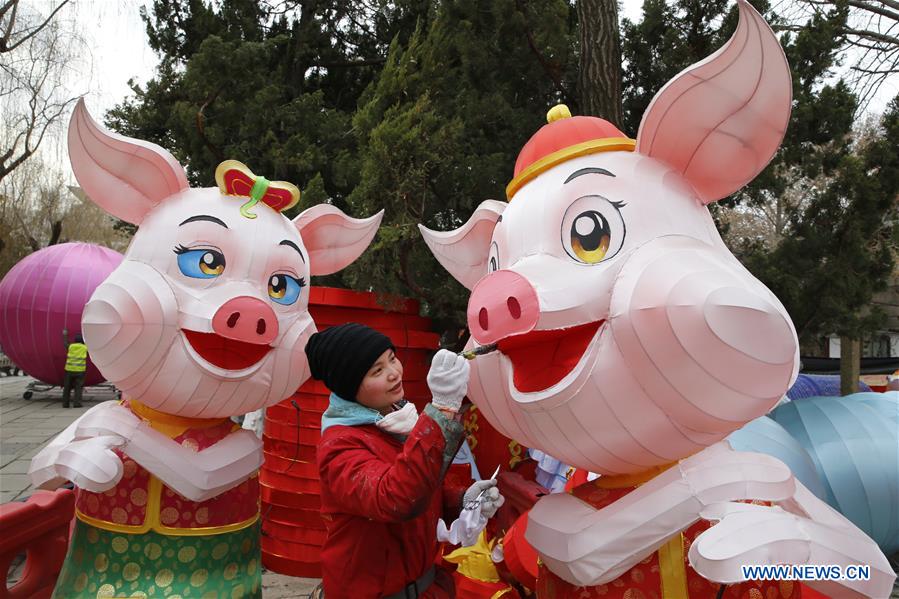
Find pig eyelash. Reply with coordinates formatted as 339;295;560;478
173;243;221;255
610;200;626;209
272;273;307;287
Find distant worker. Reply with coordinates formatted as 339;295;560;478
888;369;899;391
62;329;87;408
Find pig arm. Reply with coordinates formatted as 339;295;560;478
526;443;797;586
123;425;263;503
71;401;262;502
689;482;896;599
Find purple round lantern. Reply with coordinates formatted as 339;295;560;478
0;243;123;386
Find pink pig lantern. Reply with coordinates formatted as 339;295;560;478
420;0;896;597
28;100;384;599
0;242;123;386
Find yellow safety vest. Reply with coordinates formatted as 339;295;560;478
65;343;88;373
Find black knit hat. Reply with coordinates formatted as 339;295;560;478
304;323;395;401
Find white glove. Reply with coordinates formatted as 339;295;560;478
427;349;470;412
463;479;505;518
437;506;487;547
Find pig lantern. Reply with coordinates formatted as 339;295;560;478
420;1;894;597
29;99;382;598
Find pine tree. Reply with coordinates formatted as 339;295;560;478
747;100;899;343
105;0;429;209
341;0;575;338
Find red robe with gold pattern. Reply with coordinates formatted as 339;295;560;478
75;400;260;534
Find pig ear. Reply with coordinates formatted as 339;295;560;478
292;204;384;276
635;0;791;204
68;99;190;224
418;200;506;290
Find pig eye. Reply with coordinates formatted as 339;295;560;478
487;242;500;274
561;196;625;265
174;245;226;278
268;273;305;305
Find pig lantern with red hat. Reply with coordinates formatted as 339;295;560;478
419;0;896;597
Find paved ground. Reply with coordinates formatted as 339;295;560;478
0;374;321;597
0;375;114;502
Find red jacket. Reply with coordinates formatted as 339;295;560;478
317;405;466;598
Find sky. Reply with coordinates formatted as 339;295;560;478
24;0;899;169
74;0;158;117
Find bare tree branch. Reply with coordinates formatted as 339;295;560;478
782;1;899;111
0;3;84;182
843;0;899;21
843;25;899;44
0;0;70;53
195;91;224;162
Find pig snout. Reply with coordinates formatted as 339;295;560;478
609;237;798;429
212;296;278;344
467;270;540;344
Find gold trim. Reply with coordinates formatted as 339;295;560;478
506;137;636;200
154;513;259;536
75;510;259;536
76;475;259;536
130;400;227;431
594;462;677;489
146;475;162;530
658;533;689;598
76;510;146;534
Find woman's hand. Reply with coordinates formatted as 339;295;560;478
427;349;470;413
463;479;505;517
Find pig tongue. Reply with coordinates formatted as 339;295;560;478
182;330;271;370
496;321;603;393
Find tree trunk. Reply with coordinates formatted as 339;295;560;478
839;335;861;396
577;0;623;128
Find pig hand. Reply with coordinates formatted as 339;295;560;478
690;482;897;599
29;402;126;490
51;435;126;493
678;442;796;507
526;443;796;586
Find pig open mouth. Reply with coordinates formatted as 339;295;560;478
181;329;272;371
496;320;604;392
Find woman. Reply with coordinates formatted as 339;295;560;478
305;323;503;598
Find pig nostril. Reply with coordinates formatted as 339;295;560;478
256;319;266;336
507;297;521;319
479;307;489;331
227;312;240;328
